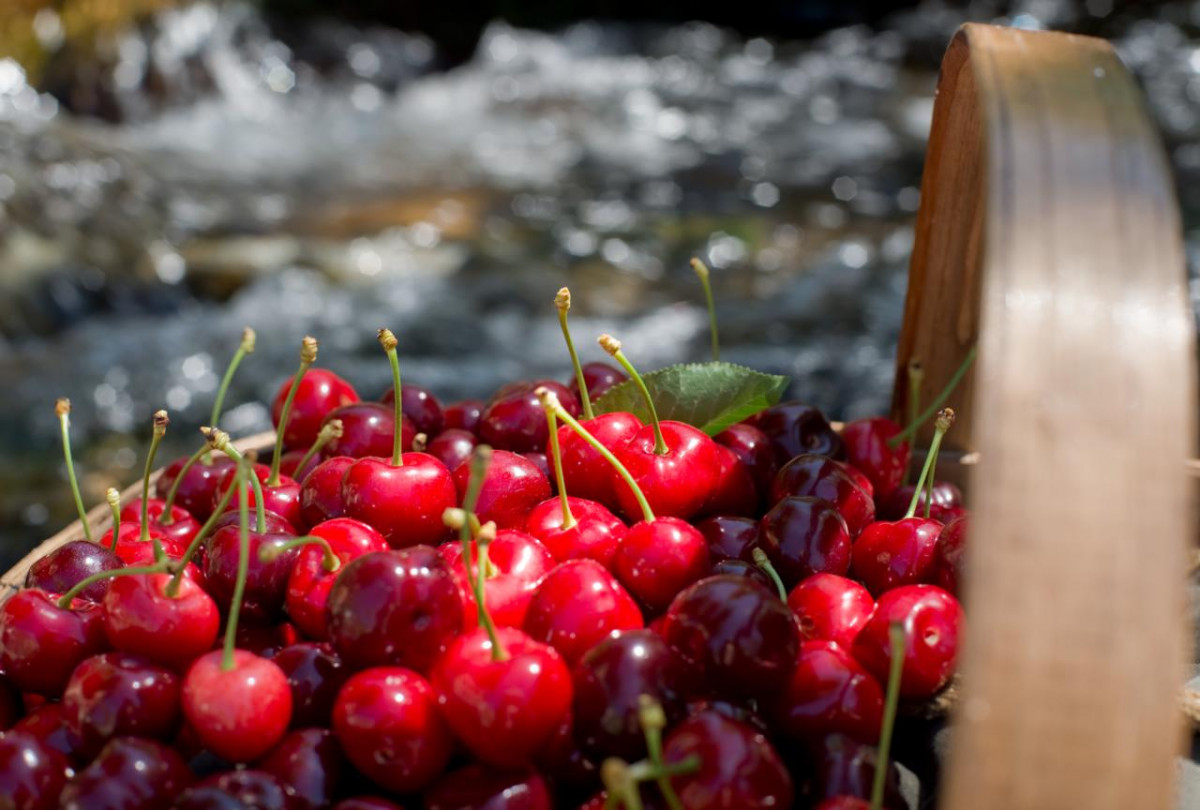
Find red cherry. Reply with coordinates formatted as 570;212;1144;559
613;517;710;614
212;464;303;529
524;496;627;567
341;453;456;547
59;736;192;809
380;382;445;436
773;640;883;744
120;498;201;546
279;448;320;483
851;517;943;596
759;496;853;587
284;518;388;639
479;381;580;453
12;704;84;765
440;529;555;630
258;726;345;810
102;522;174;565
557;412;643;505
272;642;349;728
714;422;778;501
24;540;122;603
700;443;758;517
451;450;551;530
522;451;552;482
233;620;302;659
431;626;572;768
155;454;238;522
841;417;910;497
298;455;355;528
425;428;477;472
851;584;962;700
569;361;628;403
612;421;722;521
62;652;181;756
787;573;874;649
205;527;300;621
662;710;794;809
182;649;292;762
0;730;70;810
424;764;553;810
173;769;291;809
696;515;760;562
211;508;296;537
770;454;875;537
322;402;414;459
0;590;107;696
272;368;360;449
523;559;644;665
877;480;963;523
102;573;219;670
332;667;452;794
443;399;485;434
812;733;905;809
933;514;967;597
749;401;846;464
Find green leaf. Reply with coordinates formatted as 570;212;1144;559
592;362;789;437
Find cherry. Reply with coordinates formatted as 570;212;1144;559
696;515;760;562
119;498;202;546
773;639;883;745
284;518;388;639
664;575;798;701
749;401;846;463
211;507;296;536
572;629;688;761
770;454;875;537
173;770;290;810
321;402;414;459
432;626;572;768
342;454;455;548
12;704;85;764
213;464;302;529
933;514;967;597
424;765;553;810
258;727;345;810
533;711;601;798
710;558;773;588
812;734;905;810
59;736;193;810
523;451;552;482
877;480;964;523
205;527;300;621
841;417;911;498
525;496;627;567
852;584;962;700
558;411;643;506
523;559;644;666
452;449;550;530
155;454;238;523
0;590;107;696
234;620;302;659
272;368;360;449
701;443;758;517
182;648;293;762
271;642;349;728
0;730;69;810
381;382;444;436
62;652;181;756
426;428;477;472
614;516;710;614
440;528;554;630
103;522;175;566
443;398;485;433
25;540;122;603
714;422;778;501
99;572;218;670
571;361;628;403
480;380;580;453
326;546;463;673
611;418;721;522
298;455;355;528
851;517;943;596
787;573;874;649
759;496;853;586
332;666;452;794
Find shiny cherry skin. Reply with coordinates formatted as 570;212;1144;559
0;590;107;696
787;573;874;649
525;496;627;567
173;769;290;810
569;361;628;403
155;454;238;522
523;451;552;483
696;515;760;562
0;729;69;810
271;642;349;728
59;736;193;810
102;573;219;670
332;666;452;794
440;529;555;630
841;417;910;498
24;540;122;603
443;398;485;434
103;522;176;565
852;584;962;700
877;479;964;523
120;498;201;545
479;380;581;453
715;422;778;501
298;455;355;528
381;383;444;436
759;496;853;587
341;453;456;547
612;421;722;522
212;468;302;530
770;454;875;537
233;620;301;659
211;462;280;515
452;449;551;530
273;368;361;449
933;514;967;597
321;402;414;459
62;652;181;756
661;710;794;810
205;527;300;621
664;575;798;701
701;444;758;517
749;401;846;463
812;733;905;809
613;517;710;614
12;704;84;764
285;518;388;639
258;727;345;810
424;764;553;810
556;411;644;507
432;626;572;769
211;508;296;536
851;516;943;596
523;559;644;666
279;448;320;483
773;640;883;744
182;649;292;762
326;547;463;673
571;629;688;760
426;428;477;472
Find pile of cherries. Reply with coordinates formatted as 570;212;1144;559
0;288;967;810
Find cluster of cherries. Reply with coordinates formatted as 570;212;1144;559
0;284;968;810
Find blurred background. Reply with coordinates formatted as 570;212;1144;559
1;0;1198;568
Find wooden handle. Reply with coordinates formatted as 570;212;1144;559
896;24;1196;810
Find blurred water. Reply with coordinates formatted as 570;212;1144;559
1;0;1199;564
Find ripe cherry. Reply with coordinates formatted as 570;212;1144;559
381;382;444;436
812;734;905;810
841;417;911;498
321;402;414;460
611;418;721;522
525;496;627;567
0;730;70;810
183;648;292;762
557;411;643;506
852;584;962;700
102;572;219;670
571;361;628;403
12;704;84;765
284;518;388;639
770;454;875;537
773;640;883;744
851;517;943;596
614;517;710;614
759;496;853;587
213;463;302;529
258;726;345;810
480;380;580;453
155;453;238;522
696;515;759;562
425;765;553;810
714;422;778;501
749;401;846;463
173;770;291;810
701;443;758;517
205;527;300;621
440;527;554;629
298;455;354;528
452;449;550;530
443;398;485;433
877;480;964;523
933;514;967;597
0;590;107;696
524;559;644;665
426;427;477;472
25;540;122;603
272;368;359;449
62;652;181;756
787;573;874;649
59;736;193;810
121;498;201;546
271;642;349;728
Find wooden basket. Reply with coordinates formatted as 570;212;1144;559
1;21;1194;810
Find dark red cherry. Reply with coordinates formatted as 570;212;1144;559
426;428;477;472
774;640;883;744
710;559;773;588
933;514;967;597
299;455;355;528
279;448;320;483
452;450;551;530
13;704;84;764
443;399;485;434
182;649;292;762
522;451;552;483
211;508;296;536
612;421;722;522
155;454;238;522
569;361;628;403
341;453;456;547
440;529;554;630
321;402;414;460
715;422;778;500
557;412;643;506
103;573;219;670
524;496;627;568
0;729;69;810
851;517;943;596
696;515;760;562
59;736;193;810
0;590;107;696
211;462;273;514
258;727;345;810
63;652;181;756
787;573;874;649
841;418;910;498
571;629;688;760
479;380;580;453
285;518;388;640
664;575;798;701
0;671;19;731
613;517;710;614
174;770;290;810
812;733;905;809
381;383;444;436
759;496;852;587
431;626;572;769
877;480;964;523
749;401;846;463
852;584;962;700
332;666;452;794
25;540;122;603
770;454;875;537
326;547;463;673
424;764;553;810
205;528;300;621
532;710;600;798
234;621;301;659
523;559;643;666
272;368;360;449
701;444;758;517
271;642;349;728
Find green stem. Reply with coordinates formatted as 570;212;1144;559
140;412;169;563
222;475;251;672
455;447;492;598
752;548;788;601
639;697;684;810
870;622;907;810
690;258;719;362
378;329;406;467
473;524;508;661
160;443;209;524
206;430;266;533
105;489;121;552
269;338;317;485
165;474;238;598
924;442;939;520
889;345;976;448
57;399;93;543
602;338;668;456
293;419;343;478
258;535;340;572
544;405;576;529
211;327;256;428
904;358;923;486
556;287;595;420
905;409;955;520
57;560;169;608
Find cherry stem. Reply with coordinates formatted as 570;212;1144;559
473;521;509;662
556;287;595;420
601;760;644;810
449;446;492;599
638;696;684;810
543;404;576;529
105;488;121;552
904;357;923;486
269;336;318;486
751;548;788;601
599;335;668;455
869;621;907;810
160;443;209;524
56;399;93;544
211;327;256;429
141;411;170;563
204;427;266;534
294;419;344;477
378;328;406;467
56;559;171;608
536;387;656;523
165;473;238;598
924;439;939;520
258;535;340;572
889;345;975;448
690;258;719;362
221;474;251;672
904;408;954;520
